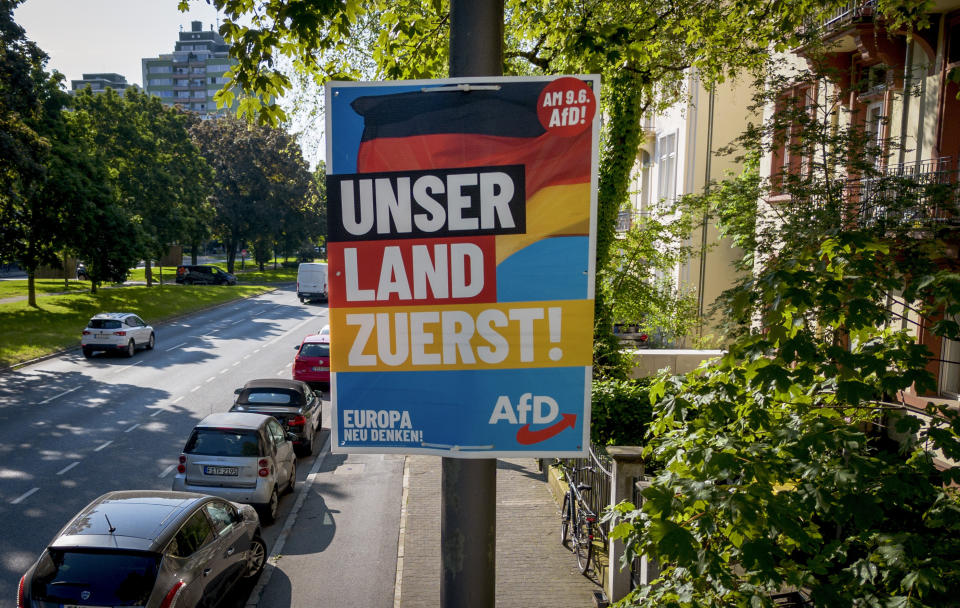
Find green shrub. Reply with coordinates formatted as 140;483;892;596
590;377;653;446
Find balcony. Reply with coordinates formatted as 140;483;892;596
854;157;960;228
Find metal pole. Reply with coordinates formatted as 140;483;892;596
442;2;502;607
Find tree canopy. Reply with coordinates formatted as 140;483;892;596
190;116;320;273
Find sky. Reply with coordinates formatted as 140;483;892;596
14;0;223;88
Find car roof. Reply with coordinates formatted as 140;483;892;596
196;411;273;430
242;378;310;393
49;491;212;552
303;334;330;345
89;312;137;320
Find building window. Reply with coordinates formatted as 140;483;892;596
149;78;172;86
656;132;677;203
148;65;171;74
771;83;816;192
864;101;885;168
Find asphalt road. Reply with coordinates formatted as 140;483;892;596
0;286;402;608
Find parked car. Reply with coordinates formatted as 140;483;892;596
81;312;155;358
230;379;322;457
296;262;327;303
172;412;297;523
17;490;265;608
176;264;238;285
293;334;330;390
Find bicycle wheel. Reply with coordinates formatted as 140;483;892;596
574;515;594;574
560;492;571;545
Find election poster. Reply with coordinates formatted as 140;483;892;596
325;75;600;457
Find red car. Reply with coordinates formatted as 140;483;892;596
293;334;330;389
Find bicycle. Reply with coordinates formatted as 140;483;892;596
558;462;598;574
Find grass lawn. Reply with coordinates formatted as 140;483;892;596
0;279;89;299
0;284;274;367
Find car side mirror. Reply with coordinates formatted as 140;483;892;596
294;345;301;350
234;388;242;395
286;432;297;442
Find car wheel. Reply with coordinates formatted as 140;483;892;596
284;460;296;494
125;340;135;358
258;487;279;524
82;348;93;359
146;333;155;350
243;536;267;579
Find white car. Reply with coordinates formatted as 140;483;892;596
80;312;155;358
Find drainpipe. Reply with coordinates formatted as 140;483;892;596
697;87;715;333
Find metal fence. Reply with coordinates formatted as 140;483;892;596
559;442;612;537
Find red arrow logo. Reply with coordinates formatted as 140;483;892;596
515;413;577;445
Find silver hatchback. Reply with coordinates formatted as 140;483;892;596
172;412;297;524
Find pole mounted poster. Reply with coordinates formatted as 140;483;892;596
325;75;600;458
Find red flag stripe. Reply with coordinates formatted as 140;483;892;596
357;130;592;199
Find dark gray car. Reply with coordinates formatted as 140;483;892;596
17;491;266;608
230;379;322;457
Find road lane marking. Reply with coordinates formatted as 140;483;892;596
232;361;240;367
190;386;200;392
40;386;79;404
125;424;139;433
243;354;251;360
159;464;176;478
57;462;80;475
94;441;112;452
219;368;229;374
205;376;215;383
276;369;285;376
172;396;183;404
232;319;244;325
11;488;39;504
248;435;331;606
150;409;164;417
165;342;188;352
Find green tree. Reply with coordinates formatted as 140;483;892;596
190;116;319;273
71;88;213;286
606;58;960;607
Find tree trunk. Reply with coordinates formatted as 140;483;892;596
145;259;153;287
191;243;199;265
27;271;37;308
91;280;98;294
593;70;646;379
63;252;69;290
226;240;237;274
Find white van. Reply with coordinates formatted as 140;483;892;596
297;262;328;303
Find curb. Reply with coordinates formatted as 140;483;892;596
0;285;281;374
393;455;411;608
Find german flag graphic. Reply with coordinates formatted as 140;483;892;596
348;82;593;282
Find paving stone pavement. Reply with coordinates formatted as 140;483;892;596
398;456;603;607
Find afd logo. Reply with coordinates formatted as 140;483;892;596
488;393;577;445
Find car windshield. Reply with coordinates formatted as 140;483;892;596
243;390;294;405
31;549;160;606
184;428;261;457
300;343;330;358
88;319;121;329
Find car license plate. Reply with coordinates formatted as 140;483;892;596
95;332;110;339
204;466;239;476
64;605;110;608
312;366;329;371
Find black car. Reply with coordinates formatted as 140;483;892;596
176;265;238;285
18;491;265;608
230;379;322;457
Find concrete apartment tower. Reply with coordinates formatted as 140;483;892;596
70;73;132;95
141;20;236;117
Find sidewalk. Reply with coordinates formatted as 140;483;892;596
398;456;604;607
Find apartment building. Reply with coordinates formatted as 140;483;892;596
620;74;754;342
757;0;960;412
70;73;133;95
141;20;236;117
